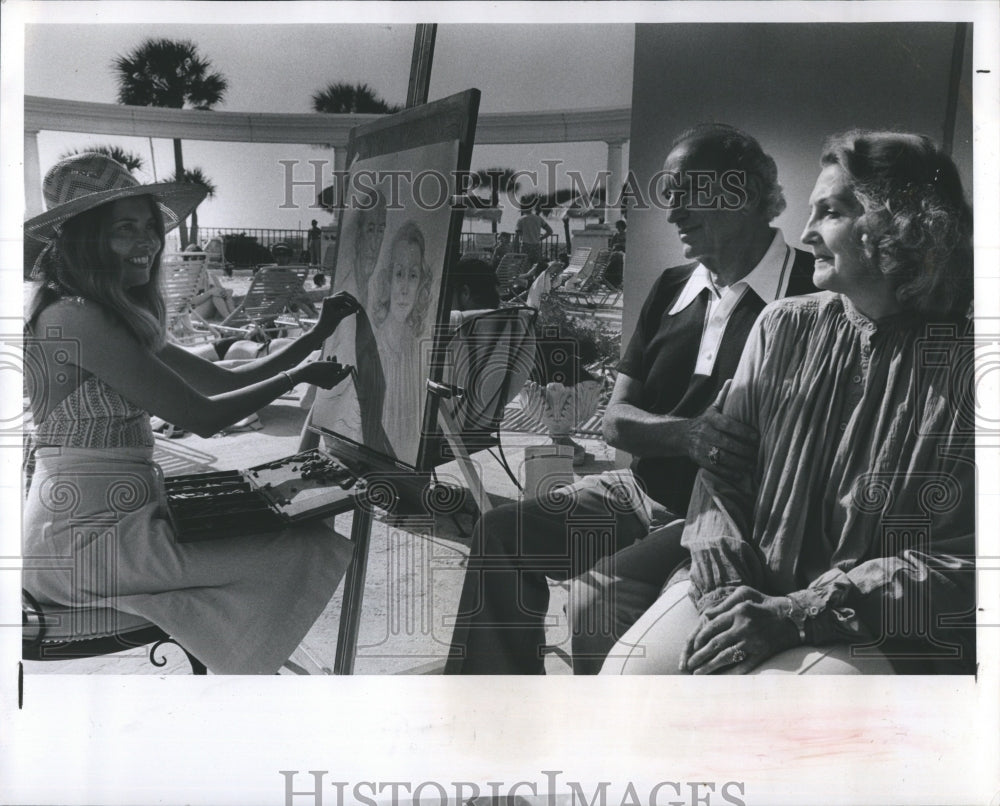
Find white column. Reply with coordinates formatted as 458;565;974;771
332;146;348;226
334;147;347;181
24;130;43;216
605;139;625;225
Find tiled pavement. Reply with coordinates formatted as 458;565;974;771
21;394;617;676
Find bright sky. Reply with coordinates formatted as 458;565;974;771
23;18;635;236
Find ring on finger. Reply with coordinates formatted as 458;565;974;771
708;446;721;465
730;647;746;664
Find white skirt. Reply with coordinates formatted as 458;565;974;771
23;446;353;674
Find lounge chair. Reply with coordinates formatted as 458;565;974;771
203;237;231;274
211;265;318;340
553;248;619;307
494;252;531;300
553;246;592;287
161;252;220;346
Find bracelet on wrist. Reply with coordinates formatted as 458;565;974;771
280;370;295;391
782;596;808;643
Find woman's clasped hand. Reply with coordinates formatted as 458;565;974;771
680;587;800;674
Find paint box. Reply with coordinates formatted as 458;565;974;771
165;449;358;543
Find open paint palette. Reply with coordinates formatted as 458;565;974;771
165;449;359;543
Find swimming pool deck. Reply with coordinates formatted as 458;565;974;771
21;395;616;676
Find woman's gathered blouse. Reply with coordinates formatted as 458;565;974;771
681;291;975;669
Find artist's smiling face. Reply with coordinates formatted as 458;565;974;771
389;240;422;319
106;196;162;287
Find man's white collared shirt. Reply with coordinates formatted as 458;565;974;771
667;230;795;377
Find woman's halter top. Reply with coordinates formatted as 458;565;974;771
29;295;154;448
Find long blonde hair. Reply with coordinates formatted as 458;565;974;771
27;195;168;349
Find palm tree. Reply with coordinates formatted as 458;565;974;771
311;81;401;114
534;187;579;216
168;168;216;247
471;167;522;234
112;38;228;247
311;81;401;206
60;145;145;175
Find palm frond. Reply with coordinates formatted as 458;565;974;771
311;81;400;114
59;145;145;174
112;38;228;110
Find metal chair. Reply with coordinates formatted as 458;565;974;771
22;589;207;674
427;305;539;511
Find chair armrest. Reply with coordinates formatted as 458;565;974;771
427;380;465;401
22;589;48;646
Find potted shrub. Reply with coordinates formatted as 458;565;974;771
518;292;620;465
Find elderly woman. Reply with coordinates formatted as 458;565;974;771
602;131;975;675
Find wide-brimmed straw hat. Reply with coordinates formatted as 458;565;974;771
23;152;208;279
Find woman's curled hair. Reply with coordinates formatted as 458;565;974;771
371;220;434;331
821;130;973;318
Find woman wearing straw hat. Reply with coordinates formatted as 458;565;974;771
22;153;360;674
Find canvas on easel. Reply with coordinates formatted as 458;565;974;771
307;89;480;474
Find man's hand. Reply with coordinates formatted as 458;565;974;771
680;587;800;674
313;291;361;340
684;380;757;481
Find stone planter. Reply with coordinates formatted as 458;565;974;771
516;379;603;465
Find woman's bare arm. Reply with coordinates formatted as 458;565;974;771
37;301;348;438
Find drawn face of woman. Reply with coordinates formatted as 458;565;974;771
389;240;423;320
106;196;162;287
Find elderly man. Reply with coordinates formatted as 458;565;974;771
445;123;815;674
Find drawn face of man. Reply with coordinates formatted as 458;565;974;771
389;240;422;321
356;199;387;282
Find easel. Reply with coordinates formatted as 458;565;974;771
330;490;373;675
293;35;480;672
427;382;494;516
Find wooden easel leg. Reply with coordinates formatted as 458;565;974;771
437;408;493;515
284;643;332;675
333;502;373;675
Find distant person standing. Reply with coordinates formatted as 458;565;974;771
609;218;627;252
491;231;512;269
307;219;322;265
514;205;553;269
